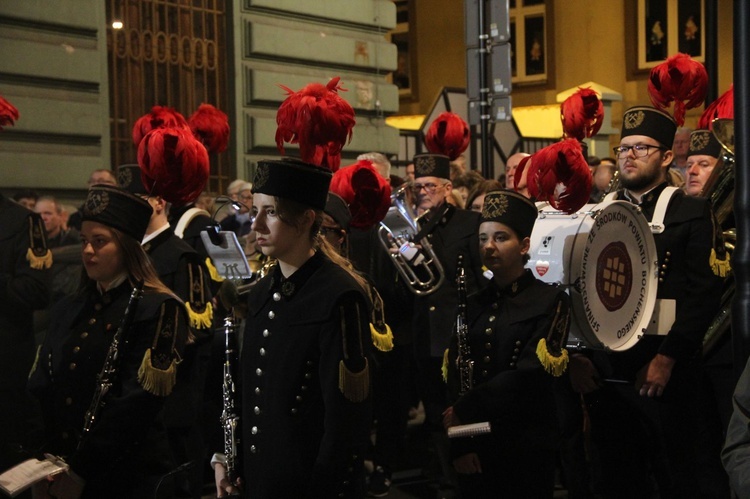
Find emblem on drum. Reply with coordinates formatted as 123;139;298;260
595;242;633;311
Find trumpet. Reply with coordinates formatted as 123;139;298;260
377;185;445;296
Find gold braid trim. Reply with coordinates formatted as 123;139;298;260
338;358;370;403
441;348;450;383
205;257;224;282
138;349;178;396
27;247;52;269
338;302;370;402
536;300;570;377
709;248;731;278
536;339;569;377
370;323;394;352
186;301;213;329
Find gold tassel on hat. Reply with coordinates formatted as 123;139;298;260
442;348;450;383
709;248;731;278
205;257;224;282
26;247;52;269
186;301;213;329
338;358;369;402
536;338;569;377
370;323;394;352
138;349;179;396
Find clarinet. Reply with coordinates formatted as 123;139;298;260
220;313;242;493
79;280;144;450
454;255;473;395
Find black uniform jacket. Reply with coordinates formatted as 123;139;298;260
240;251;372;498
610;182;722;376
414;205;484;358
28;281;189;498
448;270;569;449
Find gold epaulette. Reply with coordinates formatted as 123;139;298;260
710;248;731;278
26;214;52;270
137;301;182;396
339;358;370;403
205;257;224;282
186;260;213;329
370;323;394;352
536;300;571;377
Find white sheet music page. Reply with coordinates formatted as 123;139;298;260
0;455;68;497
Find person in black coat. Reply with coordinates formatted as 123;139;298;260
408;153;484;492
27;185;190;498
443;190;570;498
213;158;372;498
569;107;724;498
0;193;50;472
118;164;214;497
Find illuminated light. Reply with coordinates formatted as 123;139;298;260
112;20;123;30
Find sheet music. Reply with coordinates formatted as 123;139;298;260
200;230;252;280
0;455;68;497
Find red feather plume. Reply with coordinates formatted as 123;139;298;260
648;53;708;126
275;76;356;172
526;139;592;214
137;127;209;205
698;84;734;130
560;87;604;140
425;112;470;160
0;96;19;131
330;159;392;230
132;106;189;147
189;104;230;154
514;155;532;194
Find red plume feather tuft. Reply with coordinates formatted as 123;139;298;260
648;53;708;126
698;84;734;130
330;159;392;230
189;104;230;154
560;87;604;140
132;106;189;147
526;139;592;214
0;96;20;131
274;77;356;172
425;112;470;160
137;127;210;205
514;155;532;194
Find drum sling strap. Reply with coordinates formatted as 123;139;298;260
603;186;678;234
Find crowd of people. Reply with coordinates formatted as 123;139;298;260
0;90;744;499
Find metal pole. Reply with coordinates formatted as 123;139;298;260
478;1;492;179
705;0;718;104
732;0;750;377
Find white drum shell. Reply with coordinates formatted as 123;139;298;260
527;201;658;351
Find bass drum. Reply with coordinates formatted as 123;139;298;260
527;200;658;351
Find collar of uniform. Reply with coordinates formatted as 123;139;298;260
95;276;130;305
622;181;668;207
496;268;535;297
268;250;325;300
142;222;171;247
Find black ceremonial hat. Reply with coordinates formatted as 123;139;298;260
413;153;451;180
81;184;153;240
117;164;149;196
252;158;332;211
620;106;677;149
688;129;722;158
324;192;352;231
480;189;538;240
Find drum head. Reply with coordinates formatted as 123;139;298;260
571;201;658;351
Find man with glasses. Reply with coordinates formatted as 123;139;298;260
568;106;723;497
409;153;484;495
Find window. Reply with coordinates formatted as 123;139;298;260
509;0;547;83
389;0;416;99
637;0;705;70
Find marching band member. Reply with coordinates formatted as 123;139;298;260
443;189;570;498
27;185;189;498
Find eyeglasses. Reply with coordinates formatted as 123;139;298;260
613;144;667;158
412;182;444;194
